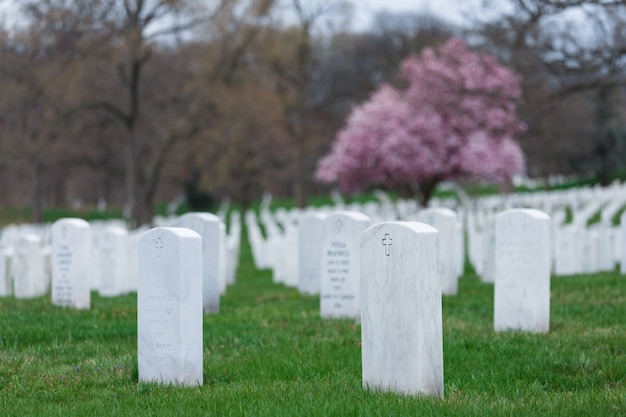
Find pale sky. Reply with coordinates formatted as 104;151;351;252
351;0;510;29
0;0;511;33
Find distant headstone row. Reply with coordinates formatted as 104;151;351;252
0;211;241;307
249;184;626;292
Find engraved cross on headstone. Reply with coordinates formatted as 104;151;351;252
153;237;164;257
382;233;392;256
335;219;343;234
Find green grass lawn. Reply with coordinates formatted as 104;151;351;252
0;237;625;416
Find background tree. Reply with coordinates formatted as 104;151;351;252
3;0;624;219
265;0;352;208
315;38;526;206
180;0;290;210
72;0;222;225
472;0;626;183
0;0;95;222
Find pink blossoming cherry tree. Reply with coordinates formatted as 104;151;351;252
315;38;526;206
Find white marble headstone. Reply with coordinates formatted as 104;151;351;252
262;211;286;283
0;247;11;296
245;211;269;270
298;213;326;295
454;220;465;278
177;212;225;313
494;209;551;333
51;218;91;309
481;216;496;283
137;227;203;386
360;222;443;397
595;224;614;272
417;207;459;295
466;214;483;275
580;228;599;274
98;226;129;297
126;225;149;293
621;211;626;275
226;211;241;285
282;220;300;288
12;233;47;298
319;211;370;320
553;225;580;276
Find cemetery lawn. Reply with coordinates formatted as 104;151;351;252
1;239;625;416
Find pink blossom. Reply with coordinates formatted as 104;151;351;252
315;38;526;203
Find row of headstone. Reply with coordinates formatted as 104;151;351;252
137;216;440;391
1;203;554;391
0;219;129;300
0;211;241;309
0;213;236;386
135;219;442;390
0;219;91;305
251;202;551;376
251;184;626;292
248;204;465;300
469;180;626;278
468;204;626;279
134;204;552;391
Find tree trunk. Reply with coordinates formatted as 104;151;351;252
122;134;138;223
136;190;153;227
595;86;612;186
418;179;440;208
30;159;44;223
294;134;308;208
